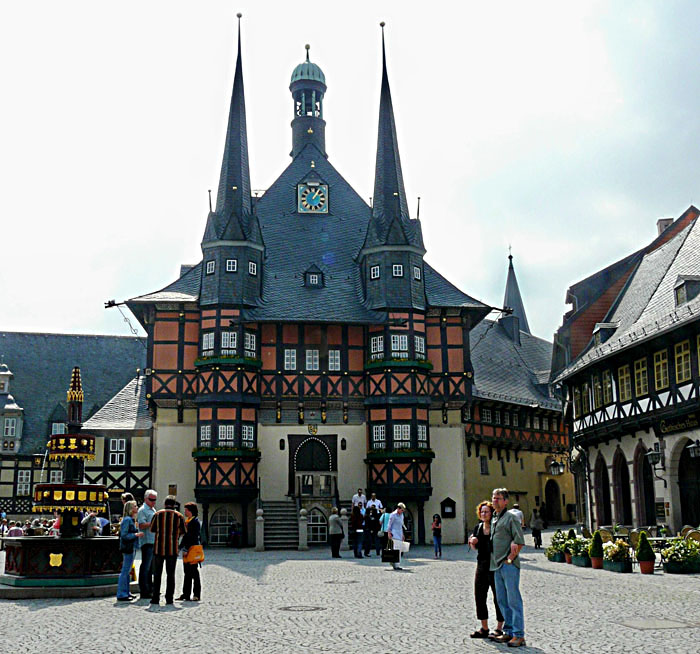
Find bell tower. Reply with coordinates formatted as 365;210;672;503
290;45;327;158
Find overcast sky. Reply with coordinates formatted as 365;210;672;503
2;1;699;342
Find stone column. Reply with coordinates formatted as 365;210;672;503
298;508;308;551
255;508;265;552
340;508;350;550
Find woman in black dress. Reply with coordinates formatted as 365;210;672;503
467;501;504;639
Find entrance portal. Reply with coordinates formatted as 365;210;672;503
288;434;338;497
679;440;700;526
544;479;562;523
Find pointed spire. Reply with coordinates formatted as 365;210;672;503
214;13;251;226
372;23;410;223
503;252;531;335
67;366;84;425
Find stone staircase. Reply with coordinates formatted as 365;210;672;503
262;499;299;549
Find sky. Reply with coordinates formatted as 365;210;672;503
2;1;700;342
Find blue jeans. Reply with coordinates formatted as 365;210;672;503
433;535;442;556
117;552;134;599
354;531;364;557
493;563;524;638
139;544;154;596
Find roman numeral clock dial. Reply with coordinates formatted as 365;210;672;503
298;183;329;213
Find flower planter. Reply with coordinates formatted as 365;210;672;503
572;554;592;568
564;552;573;564
549;552;566;563
663;560;700;574
590;556;603;569
638;560;655;574
603;560;632;573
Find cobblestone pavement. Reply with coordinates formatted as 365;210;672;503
2;532;700;654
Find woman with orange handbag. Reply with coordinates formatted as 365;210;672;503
177;502;203;601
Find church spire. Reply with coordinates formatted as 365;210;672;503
214;13;252;225
503;252;531;335
368;23;422;250
373;24;409;224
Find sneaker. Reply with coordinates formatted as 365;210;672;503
507;637;526;648
494;633;512;643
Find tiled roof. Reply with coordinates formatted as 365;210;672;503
503;256;531;334
83;376;151;431
471;320;560;410
0;332;146;454
424;263;489;310
556;215;700;381
129;262;202;304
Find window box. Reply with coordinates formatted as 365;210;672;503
364;358;433;371
365;448;435;460
194;355;262;368
192;446;261;459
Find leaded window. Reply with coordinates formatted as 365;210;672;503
221;331;237;355
241;425;255;448
393;424;411;446
17;470;31;496
284;349;297;371
244;332;256;357
199;425;211;446
372;424;385;449
654;350;669;390
202;332;214;356
414;335;425;359
634;358;648;397
218;424;235;444
370;335;384;360
417;424;427;448
391;334;408;359
328;349;341;371
306;349;319;370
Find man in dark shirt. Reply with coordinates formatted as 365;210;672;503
149;495;185;606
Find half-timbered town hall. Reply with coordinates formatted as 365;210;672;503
123;22;572;547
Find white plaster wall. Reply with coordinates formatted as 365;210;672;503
152;408;197;503
424;426;466;544
257;423;366;501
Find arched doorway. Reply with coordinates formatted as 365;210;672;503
634;444;655;526
288;434;338;496
594;455;612;526
613;451;633;525
544;479;562;523
209;506;240;546
678;440;700;526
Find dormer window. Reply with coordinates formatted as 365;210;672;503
305;272;323;287
4;418;17;437
674;275;700;306
206;261;215;275
392;264;403;278
593;322;618;346
51;422;66;435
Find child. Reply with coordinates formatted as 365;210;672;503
431;514;442;558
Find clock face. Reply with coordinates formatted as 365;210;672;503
298;184;329;213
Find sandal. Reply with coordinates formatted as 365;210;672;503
470;628;490;639
489;629;504;639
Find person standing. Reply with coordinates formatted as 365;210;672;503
351;488;366;508
510;503;525;529
117;500;142;601
377;506;391;556
530;510;544;549
350;505;365;558
468;501;504;639
364;505;380;557
431;514;442;558
328;507;343;558
366;492;383;511
178;502;202;602
137;490;157;599
490;488;526;648
150;495;185;606
387;502;406;570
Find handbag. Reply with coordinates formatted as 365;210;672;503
381;541;400;563
183;544;205;564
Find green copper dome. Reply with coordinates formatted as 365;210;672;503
290;45;326;85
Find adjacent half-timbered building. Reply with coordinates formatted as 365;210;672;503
123;23;572;546
555;209;700;531
0;332;147;518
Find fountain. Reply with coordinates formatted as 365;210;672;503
1;368;124;596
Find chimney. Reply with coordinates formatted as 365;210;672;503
657;218;673;236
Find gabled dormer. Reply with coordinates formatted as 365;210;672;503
674;275;700;306
303;264;325;288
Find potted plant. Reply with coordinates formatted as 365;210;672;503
563;529;577;564
589;530;604;569
661;538;700;574
546;529;567;563
636;531;656;574
603;538;633;573
570;537;592;567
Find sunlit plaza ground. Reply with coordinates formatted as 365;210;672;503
1;529;699;654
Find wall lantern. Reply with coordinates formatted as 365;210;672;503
549;460;566;476
645;447;667;488
686;439;700;459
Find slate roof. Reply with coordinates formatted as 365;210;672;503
556;214;700;381
471;320;560;410
0;332;146;454
83;376;151;431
